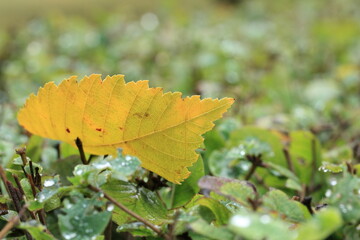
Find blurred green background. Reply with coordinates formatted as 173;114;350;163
0;0;360;148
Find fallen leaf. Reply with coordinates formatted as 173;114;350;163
18;74;234;183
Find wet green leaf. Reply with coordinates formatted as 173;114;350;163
229;127;287;166
329;173;360;223
71;149;141;187
318;161;343;173
35;176;73;211
208;148;247;178
58;193;111;240
263;189;311;222
116;222;156;237
198;176;256;207
101;180;170;225
229;210;296;240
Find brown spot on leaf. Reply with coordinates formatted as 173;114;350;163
66;128;70;133
96;128;102;132
144;112;149;117
119;127;123;130
133;112;143;118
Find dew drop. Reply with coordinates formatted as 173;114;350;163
325;189;332;197
63;232;76;239
260;215;271;224
38;194;46;203
44;179;55;187
93;161;111;169
107;204;115;211
231;215;251;228
329;178;337;186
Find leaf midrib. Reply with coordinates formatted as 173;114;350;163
84;100;230;148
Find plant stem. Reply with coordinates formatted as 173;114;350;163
75;137;88;165
283;148;294;173
244;155;263;181
169;183;176;209
15;147;27;165
88;185;171;240
301;196;314;215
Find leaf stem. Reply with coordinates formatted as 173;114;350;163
88;185;171;240
75;137;88;165
169;183;176;209
244;155;263;181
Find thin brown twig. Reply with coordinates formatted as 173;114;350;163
283;148;295;173
15;147;27;165
26;174;37;198
244;155;263;181
88;185;171;240
12;174;25;197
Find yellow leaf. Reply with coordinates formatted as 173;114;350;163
18;74;234;183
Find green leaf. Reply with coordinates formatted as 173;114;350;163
172;156;204;208
285;179;302;191
229;127;287;166
27;200;44;211
263;189;311;222
36;176;72;211
95;149;141;181
329;173;360;223
208;148;246;178
318;161;343;173
101;180;170;225
198;176;256;207
0;210;17;221
189;218;234;240
71;149;141;187
229;210;296;240
20;178;35;200
296;208;343;240
19;220;53;240
58;193;111;240
117;222;156;237
196;197;231;225
289;131;322;184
